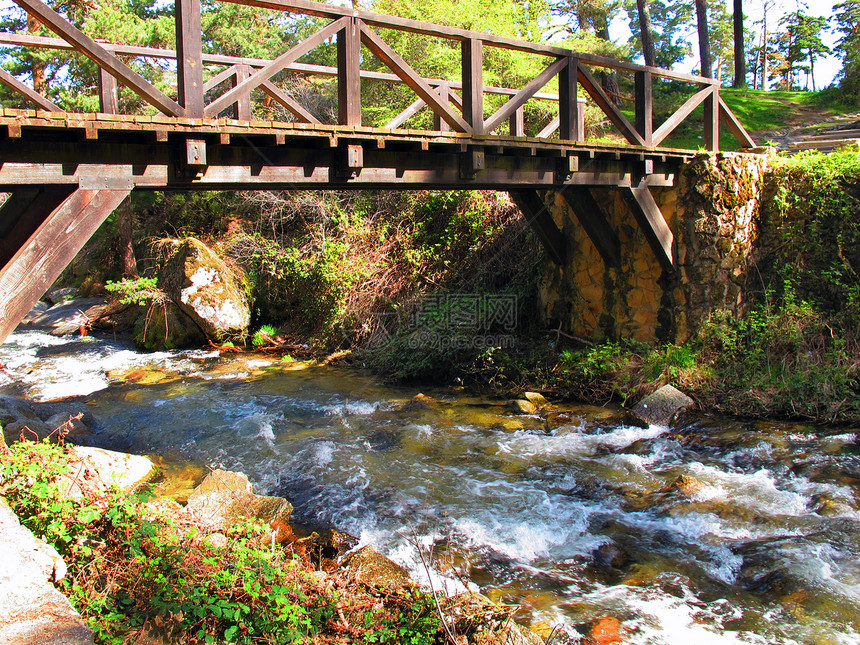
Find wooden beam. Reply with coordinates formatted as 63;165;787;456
509;190;565;264
433;83;452;132
576;62;645;146
558;56;580;141
221;0;572;57
176;0;204;118
619;182;674;271
510;105;524;136
462;38;483;134
385;96;426;129
232;64;252;120
484;56;567;134
651;85;713;147
719;95;755;149
203;65;239;93
0;185;75;268
0;68;60;111
260;80;321;124
704;85;719;151
12;0;183;116
0;187;130;344
360;21;472;133
204;17;349;118
559;187;621;268
338;17;361;126
537;116;560;139
634;70;652;147
98;68;118;114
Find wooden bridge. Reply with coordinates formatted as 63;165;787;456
0;0;757;343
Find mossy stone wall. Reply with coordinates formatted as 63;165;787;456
538;153;770;344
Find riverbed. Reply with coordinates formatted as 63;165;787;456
2;328;859;644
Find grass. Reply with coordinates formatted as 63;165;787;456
613;87;858;151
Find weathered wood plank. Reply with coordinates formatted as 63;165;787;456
385;96;426;129
0;187;130;344
537;116;560;139
0;186;75;268
204;17;349;118
634;70;652;146
651;85;712;147
560;187;621;267
718;95;756;149
0;68;60;112
203;65;239;93
359;21;472;133
462;39;483;134
509;190;565;264
260;80;320;124
484;56;567;134
558;56;580;141
338;17;362;126
12;0;183;116
577;62;645;146
176;0;204;118
619;182;674;271
703;86;719;151
98;68;119;114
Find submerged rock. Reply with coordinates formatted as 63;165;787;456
0;395;94;444
629;384;694;427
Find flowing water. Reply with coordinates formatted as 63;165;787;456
2;329;860;644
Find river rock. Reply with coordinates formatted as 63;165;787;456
340;545;412;589
582;616;623;645
183;469;292;532
500;623;545;645
523;391;548;406
0;499;94;645
507;399;538;414
22;297;109;336
629;385;694;427
159;238;250;345
61;447;156;498
0;396;95;444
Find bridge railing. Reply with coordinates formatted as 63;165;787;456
0;0;755;151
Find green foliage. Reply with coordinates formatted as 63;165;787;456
252;324;280;347
105;277;162;306
0;440;334;645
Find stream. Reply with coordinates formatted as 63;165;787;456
2;328;860;644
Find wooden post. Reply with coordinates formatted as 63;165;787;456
0;187;131;344
433;83;451;131
634;70;652;146
232;63;251;121
175;0;203;118
338;17;361;126
559;55;580;141
98;68;118;114
703;84;719;151
462;38;483;134
510;106;524;136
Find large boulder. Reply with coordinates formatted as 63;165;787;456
159;238;250;345
0;499;94;645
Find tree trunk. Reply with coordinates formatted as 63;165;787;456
636;0;657;67
760;4;769;91
116;196;138;277
733;0;746;87
595;18;623;106
695;0;712;78
27;12;46;95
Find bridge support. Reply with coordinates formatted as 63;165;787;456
509;190;566;265
0;187;131;342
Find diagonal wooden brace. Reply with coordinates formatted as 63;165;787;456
619;182;675;271
509;190;565;265
0;186;132;343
